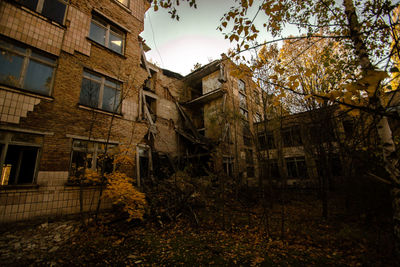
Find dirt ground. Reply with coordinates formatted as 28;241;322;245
0;193;396;266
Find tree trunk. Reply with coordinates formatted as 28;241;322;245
343;0;400;258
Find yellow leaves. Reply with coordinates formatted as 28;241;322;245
348;109;360;117
104;172;147;221
305;69;313;77
84;169;101;184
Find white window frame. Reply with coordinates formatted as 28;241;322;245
90;14;125;55
0;38;56;96
79;70;122;113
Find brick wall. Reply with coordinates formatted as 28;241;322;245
0;0;150;222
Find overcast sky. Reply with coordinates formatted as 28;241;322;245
140;0;268;75
140;0;304;76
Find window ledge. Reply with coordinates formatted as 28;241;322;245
78;104;123;117
64;182;103;188
0;84;54;102
0;184;39;190
111;0;133;14
87;38;127;59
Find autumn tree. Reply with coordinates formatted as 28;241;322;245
150;0;400;253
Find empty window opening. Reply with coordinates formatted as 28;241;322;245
0;131;43;186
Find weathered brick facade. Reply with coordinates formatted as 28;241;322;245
0;0;265;223
0;0;151;222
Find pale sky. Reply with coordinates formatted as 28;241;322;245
140;0;276;76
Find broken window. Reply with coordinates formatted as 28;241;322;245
258;132;275;150
245;149;254;164
143;95;157;122
0;38;56;96
253;90;260;105
253;113;262;123
79;70;122;113
69;140;117;180
243;136;252;146
223;156;234;177
238;79;246;93
240;108;248;121
247;166;255;178
137;146;150;183
261;159;280;179
286;157;307;179
15;0;68;25
239;92;247;109
282;126;302;147
90;13;125;54
0;131;43;185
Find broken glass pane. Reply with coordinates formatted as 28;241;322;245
102;85;120;112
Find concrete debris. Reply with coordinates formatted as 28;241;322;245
0;220;80;265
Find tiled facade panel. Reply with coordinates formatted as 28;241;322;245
62;6;91;56
0;89;41;124
0;1;64;56
0;188;112;223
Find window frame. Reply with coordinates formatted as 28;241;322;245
68;139;117;181
0;131;43;186
238;79;246;93
240;108;249;121
282;126;302;147
89;14;126;55
79;69;122;114
253;113;262;123
239;91;247;109
286;156;308;179
16;0;68;25
253;89;260;105
0;38;57;96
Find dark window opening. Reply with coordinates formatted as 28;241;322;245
282;126;302;147
286;157;307;179
245;149;253;164
0;131;42;186
247;166;255;178
258;132;275;150
243;136;252;147
16;0;67;25
223;157;234;177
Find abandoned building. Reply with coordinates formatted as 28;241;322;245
253;105;368;188
0;0;266;222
